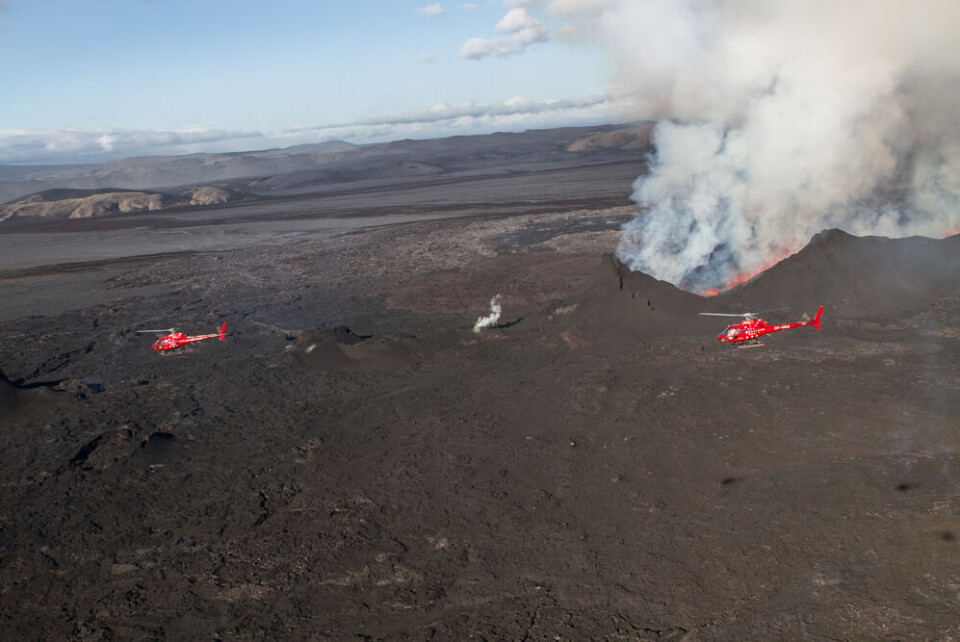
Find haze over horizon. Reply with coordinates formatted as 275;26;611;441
1;0;630;165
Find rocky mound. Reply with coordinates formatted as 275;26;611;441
566;124;655;152
719;229;960;318
134;430;184;466
0;189;170;220
287;326;418;371
551;253;720;343
181;185;243;206
0;186;246;221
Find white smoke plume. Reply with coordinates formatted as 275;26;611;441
549;0;960;292
473;294;503;332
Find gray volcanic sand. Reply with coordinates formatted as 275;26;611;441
2;164;960;639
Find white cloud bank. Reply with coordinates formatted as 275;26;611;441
0;127;263;165
0;94;623;164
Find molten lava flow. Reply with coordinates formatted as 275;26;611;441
699;255;788;297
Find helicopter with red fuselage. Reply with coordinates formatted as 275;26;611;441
701;307;823;346
138;323;228;351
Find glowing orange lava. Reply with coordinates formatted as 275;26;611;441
699;254;789;297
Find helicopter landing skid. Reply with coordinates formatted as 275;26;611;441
736;340;764;349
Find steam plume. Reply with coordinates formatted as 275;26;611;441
473;294;503;333
567;0;960;292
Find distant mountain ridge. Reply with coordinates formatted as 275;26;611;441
0;124;651;209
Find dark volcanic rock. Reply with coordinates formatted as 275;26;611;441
290;327;418;371
135;430;181;466
556;253;718;342
3;191;960;639
0;371;19;415
721;229;960;317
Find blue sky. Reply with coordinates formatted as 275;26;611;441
0;0;625;164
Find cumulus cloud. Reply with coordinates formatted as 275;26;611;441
417;3;446;17
462;2;480;9
459;37;496;60
459;7;548;59
497;6;539;32
0;94;623;164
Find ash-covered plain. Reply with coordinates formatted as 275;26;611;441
2;127;960;639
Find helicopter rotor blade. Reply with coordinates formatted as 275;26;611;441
136;328;176;334
699;312;752;318
699;306;791;318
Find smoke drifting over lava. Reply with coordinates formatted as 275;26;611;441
573;0;960;292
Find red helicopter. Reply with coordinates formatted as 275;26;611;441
138;322;228;351
701;306;823;347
